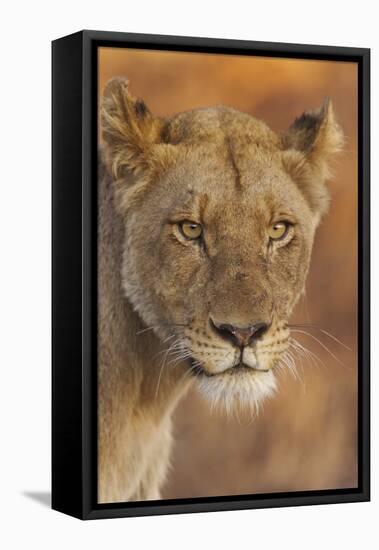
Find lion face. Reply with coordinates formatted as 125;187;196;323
101;78;343;412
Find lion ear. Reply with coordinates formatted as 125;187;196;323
281;99;344;218
101;78;164;180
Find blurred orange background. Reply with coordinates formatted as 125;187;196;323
98;47;358;498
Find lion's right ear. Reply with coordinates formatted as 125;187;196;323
281;98;344;176
101;78;164;180
281;99;344;218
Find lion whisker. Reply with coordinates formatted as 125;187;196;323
290;329;351;370
288;323;351;351
155;337;184;398
289;337;325;370
166;352;192;368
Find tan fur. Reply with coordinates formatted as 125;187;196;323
98;78;343;503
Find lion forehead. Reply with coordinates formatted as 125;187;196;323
165;105;279;147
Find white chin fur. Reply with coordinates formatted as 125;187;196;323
196;370;277;417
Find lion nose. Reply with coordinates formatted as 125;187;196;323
210;319;270;348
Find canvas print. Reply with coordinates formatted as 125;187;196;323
97;48;358;504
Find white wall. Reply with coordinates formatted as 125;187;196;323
0;1;376;548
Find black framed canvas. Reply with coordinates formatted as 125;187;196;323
52;30;370;520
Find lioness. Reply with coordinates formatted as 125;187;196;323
98;78;343;503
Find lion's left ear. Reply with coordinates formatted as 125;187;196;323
281;99;344;218
101;77;165;180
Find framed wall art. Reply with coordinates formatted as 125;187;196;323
52;30;370;519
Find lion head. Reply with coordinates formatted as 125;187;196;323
101;78;343;413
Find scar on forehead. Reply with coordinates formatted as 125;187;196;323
225;136;242;191
180;191;209;220
198;193;209;218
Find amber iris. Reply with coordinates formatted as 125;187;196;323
180;221;203;240
268;221;289;240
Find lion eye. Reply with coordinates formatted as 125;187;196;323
179;221;203;240
268;221;289;240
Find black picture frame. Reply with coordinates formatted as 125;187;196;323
52;30;370;520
